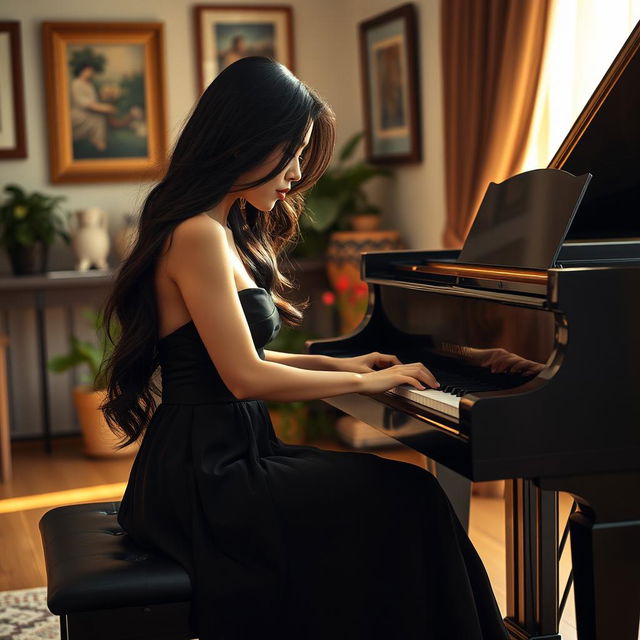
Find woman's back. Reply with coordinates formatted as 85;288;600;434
154;214;258;342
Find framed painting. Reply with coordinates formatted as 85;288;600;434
0;22;27;159
359;3;421;164
194;5;294;94
42;22;167;184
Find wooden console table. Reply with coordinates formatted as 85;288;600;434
0;270;115;453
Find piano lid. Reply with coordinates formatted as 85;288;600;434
549;20;640;241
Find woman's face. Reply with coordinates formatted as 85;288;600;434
238;122;313;212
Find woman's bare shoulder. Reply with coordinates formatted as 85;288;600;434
163;214;227;268
171;213;225;241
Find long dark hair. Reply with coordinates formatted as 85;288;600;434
99;57;336;448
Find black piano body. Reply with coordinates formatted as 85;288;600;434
307;20;640;640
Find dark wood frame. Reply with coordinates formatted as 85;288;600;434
41;22;167;184
0;22;27;159
358;3;421;164
194;4;294;95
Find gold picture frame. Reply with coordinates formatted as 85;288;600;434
194;5;294;94
42;22;167;184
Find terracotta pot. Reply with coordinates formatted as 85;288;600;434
72;385;138;458
349;214;381;231
268;405;308;444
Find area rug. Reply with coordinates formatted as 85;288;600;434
0;586;58;639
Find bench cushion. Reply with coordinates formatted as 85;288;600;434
39;502;192;614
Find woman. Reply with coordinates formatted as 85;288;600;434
70;63;116;152
101;57;508;640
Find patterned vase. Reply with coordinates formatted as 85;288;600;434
326;230;404;334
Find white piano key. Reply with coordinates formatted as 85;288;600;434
388;385;461;418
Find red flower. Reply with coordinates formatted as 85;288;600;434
353;281;368;297
335;274;350;293
321;291;336;306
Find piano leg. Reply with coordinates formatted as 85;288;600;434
540;472;640;640
504;479;560;640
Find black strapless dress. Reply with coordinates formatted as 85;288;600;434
118;287;508;640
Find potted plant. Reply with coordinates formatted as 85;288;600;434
292;132;392;258
47;309;137;458
0;184;70;275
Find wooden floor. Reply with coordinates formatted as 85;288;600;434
0;436;577;638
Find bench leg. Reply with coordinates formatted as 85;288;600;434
62;602;193;640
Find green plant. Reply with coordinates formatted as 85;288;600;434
47;309;119;391
302;131;393;234
0;184;70;249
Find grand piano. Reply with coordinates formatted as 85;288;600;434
307;21;640;640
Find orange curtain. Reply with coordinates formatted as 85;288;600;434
441;0;553;248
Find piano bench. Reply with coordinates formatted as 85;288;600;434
38;502;195;640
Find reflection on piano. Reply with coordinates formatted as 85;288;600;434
307;21;640;640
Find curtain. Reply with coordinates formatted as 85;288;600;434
440;0;553;249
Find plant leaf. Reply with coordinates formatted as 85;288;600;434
339;132;364;162
303;195;344;231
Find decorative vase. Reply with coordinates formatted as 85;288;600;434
7;242;49;276
71;207;110;271
72;385;138;458
113;214;138;262
326;229;404;334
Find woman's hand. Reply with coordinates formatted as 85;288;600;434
359;362;440;395
333;351;403;373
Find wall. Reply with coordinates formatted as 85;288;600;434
0;0;371;272
0;0;446;437
348;0;446;250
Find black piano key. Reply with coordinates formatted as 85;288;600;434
396;350;537;396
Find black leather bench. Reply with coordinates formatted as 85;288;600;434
39;502;195;640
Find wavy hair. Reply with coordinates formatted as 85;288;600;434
99;57;336;448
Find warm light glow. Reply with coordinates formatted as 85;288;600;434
0;482;126;514
522;0;640;170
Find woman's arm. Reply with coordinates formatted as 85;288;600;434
167;216;436;402
264;350;404;374
263;350;342;371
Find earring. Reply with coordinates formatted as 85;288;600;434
238;197;246;211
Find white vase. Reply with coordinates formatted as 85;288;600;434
71;208;110;271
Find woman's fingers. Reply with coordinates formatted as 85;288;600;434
398;363;439;388
373;353;402;368
400;375;428;390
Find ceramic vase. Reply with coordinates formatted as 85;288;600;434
71;208;110;271
326;229;404;334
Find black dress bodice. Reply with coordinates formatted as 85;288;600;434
158;287;281;404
